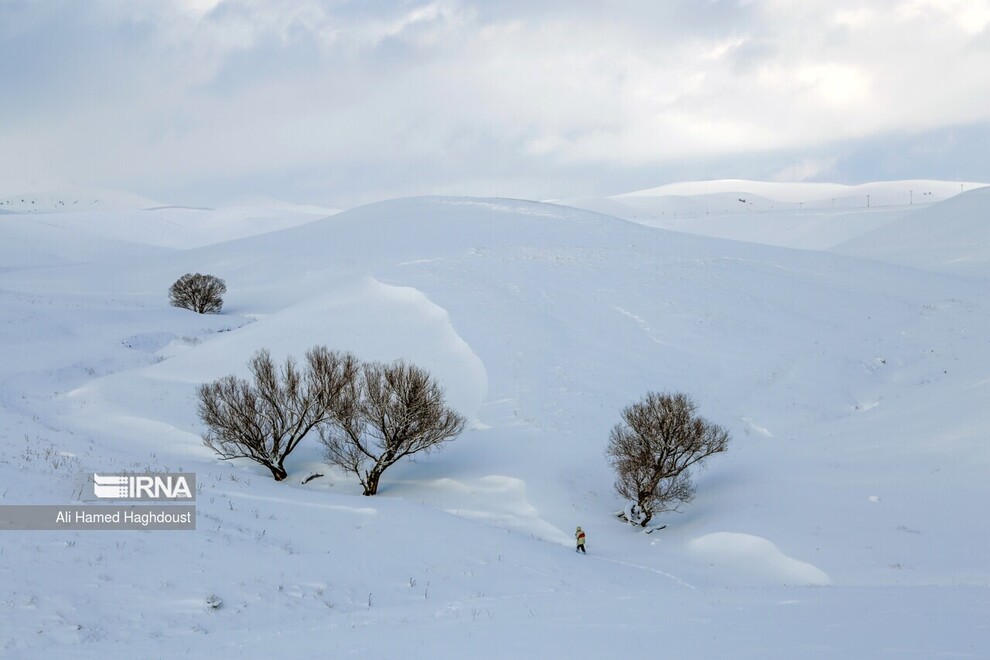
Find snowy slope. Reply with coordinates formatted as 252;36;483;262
1;196;988;657
834;186;990;278
561;179;990;251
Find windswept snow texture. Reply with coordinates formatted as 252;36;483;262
1;193;989;657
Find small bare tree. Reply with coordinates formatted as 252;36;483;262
169;273;226;314
319;360;466;495
198;347;359;481
607;392;729;526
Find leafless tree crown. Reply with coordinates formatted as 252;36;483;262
319;360;466;496
198;347;359;481
169;273;227;314
607;391;729;526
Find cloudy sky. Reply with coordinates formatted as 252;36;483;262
2;0;989;207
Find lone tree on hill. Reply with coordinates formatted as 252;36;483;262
319;360;466;495
198;347;359;481
169;273;226;314
607;391;729;527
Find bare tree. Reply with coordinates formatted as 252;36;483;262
198;347;359;481
607;392;729;527
169;273;227;314
320;360;466;495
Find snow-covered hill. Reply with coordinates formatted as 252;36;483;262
1;195;988;657
560;179;990;254
834;186;990;278
616;178;983;206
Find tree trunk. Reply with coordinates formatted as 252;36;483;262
268;462;288;481
637;501;653;527
362;469;382;496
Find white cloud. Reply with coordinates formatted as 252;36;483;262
1;0;989;203
772;156;840;182
795;63;871;109
832;8;877;30
897;0;990;33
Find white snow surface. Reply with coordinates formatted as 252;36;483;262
562;179;990;258
1;190;988;657
834;186;990;277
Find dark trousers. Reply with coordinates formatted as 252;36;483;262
576;544;586;553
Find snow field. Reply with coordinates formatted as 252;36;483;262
1;185;988;656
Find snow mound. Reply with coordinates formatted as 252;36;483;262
147;276;488;421
688;532;832;587
429;475;571;543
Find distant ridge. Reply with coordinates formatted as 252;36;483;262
616;179;989;206
0;187;161;213
555;178;990;253
145;205;215;212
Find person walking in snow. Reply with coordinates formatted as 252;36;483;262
575;526;586;553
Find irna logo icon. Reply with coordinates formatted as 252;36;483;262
92;473;195;501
